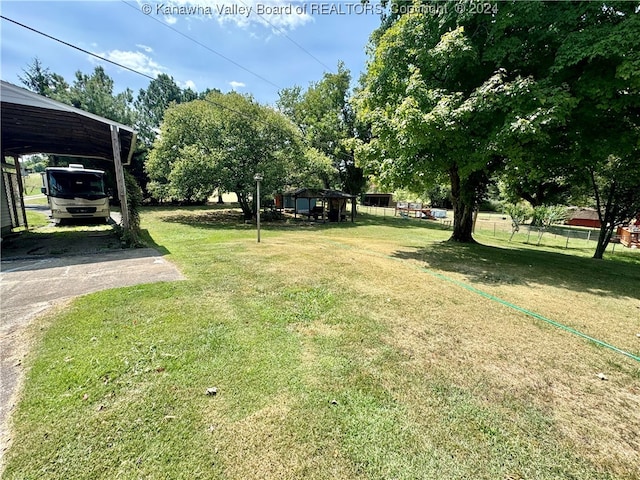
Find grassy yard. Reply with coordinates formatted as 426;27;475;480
3;207;639;479
22;174;44;196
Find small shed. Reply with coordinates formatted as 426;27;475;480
567;208;601;228
363;193;393;208
292;188;356;222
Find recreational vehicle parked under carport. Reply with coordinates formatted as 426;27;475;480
41;164;110;223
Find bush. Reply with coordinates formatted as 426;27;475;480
116;170;144;248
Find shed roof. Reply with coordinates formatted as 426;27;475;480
568;208;600;221
292;188;356;199
1;80;136;162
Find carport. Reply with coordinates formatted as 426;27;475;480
1;80;137;233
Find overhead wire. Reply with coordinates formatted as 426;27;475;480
0;16;155;82
1;12;358;164
0;14;274;125
235;0;335;72
119;0;283;91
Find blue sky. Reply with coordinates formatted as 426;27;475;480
1;0;385;105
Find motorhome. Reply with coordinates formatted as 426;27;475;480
41;164;110;222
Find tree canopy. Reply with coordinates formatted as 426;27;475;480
356;1;640;251
134;73;202;146
146;91;307;218
278;63;367;196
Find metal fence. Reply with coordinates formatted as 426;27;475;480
360;205;632;253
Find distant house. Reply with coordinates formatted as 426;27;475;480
566;208;601;228
363;193;393;208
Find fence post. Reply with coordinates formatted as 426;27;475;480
565;231;570;249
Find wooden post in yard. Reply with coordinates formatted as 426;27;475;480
111;124;130;230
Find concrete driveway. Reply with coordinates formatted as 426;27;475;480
0;247;184;468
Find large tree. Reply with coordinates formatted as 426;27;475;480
19;57;70;101
356;15;553;241
146;92;305;217
19;61;135;126
67;66;135;125
488;1;640;257
356;1;639;246
278;63;367;196
134;74;205;147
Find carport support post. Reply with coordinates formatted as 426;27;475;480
110;125;130;230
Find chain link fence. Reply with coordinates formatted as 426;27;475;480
360;205;633;253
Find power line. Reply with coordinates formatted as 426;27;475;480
235;0;334;73
120;0;282;91
0;14;355;165
0;15;155;82
0;14;268;123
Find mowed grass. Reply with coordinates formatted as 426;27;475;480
3;207;639;479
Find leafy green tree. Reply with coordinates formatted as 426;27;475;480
133;77;218;198
487;1;640;258
356;19;529;241
291;148;336;190
278;63;366;195
504;203;533;242
18;57;52;96
356;1;639;247
134;74;183;146
147;92;305;218
134;74;202;146
67;66;134;125
531;205;567;245
19;61;134;126
588;156;640;259
19;57;70;100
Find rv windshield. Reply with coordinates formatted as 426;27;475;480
47;170;107;200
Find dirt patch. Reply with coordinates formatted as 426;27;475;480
1;226;122;260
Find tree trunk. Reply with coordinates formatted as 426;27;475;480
593;224;614;259
591;170;617;260
449;167;476;242
236;191;253;220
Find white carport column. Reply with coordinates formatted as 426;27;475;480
110;124;130;230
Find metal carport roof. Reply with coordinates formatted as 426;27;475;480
1;80;136;162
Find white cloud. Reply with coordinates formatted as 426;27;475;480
97;49;165;78
136;44;154;53
229;81;246;90
182;80;197;90
153;0;313;32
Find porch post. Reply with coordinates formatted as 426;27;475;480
110;124;130;229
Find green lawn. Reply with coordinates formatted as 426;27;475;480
3;207;639;479
22;173;44;196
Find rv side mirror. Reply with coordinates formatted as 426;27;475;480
41;187;47;195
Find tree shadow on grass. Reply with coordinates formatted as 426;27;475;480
391;240;640;300
157;208;450;233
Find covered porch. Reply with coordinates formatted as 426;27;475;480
291;188;357;223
